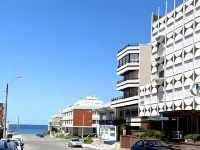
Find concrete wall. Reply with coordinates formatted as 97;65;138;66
139;44;151;85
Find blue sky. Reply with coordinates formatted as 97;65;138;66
0;0;183;125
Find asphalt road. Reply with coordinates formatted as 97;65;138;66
22;134;94;150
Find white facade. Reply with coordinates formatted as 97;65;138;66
61;96;103;136
48;114;62;131
111;44;140;108
96;103;117;141
139;0;200;117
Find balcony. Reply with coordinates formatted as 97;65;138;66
117;61;139;76
111;94;139;108
118;43;139;54
117;78;139;91
99;119;126;126
155;35;165;43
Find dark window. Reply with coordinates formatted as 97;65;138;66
120;110;124;118
125;110;130;117
123;57;126;65
159;71;164;77
124;90;130;98
125;55;130;63
136;140;143;146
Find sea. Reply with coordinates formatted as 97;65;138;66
9;124;48;134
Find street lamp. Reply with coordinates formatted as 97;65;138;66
3;75;22;138
81;110;92;141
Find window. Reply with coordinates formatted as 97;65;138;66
92;120;96;124
159;71;164;77
125;110;130;117
130;54;139;62
136;140;143;146
120;110;124;118
124;89;130;98
125;55;130;63
123;57;126;65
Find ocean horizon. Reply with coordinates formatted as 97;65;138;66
9;124;48;134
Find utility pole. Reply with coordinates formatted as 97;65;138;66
81;113;84;141
18;117;19;134
3;84;8;138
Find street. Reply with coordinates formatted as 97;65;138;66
22;135;95;150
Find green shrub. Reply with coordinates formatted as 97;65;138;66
184;134;200;143
84;138;93;144
136;130;164;139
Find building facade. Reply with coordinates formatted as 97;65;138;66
48;114;62;131
111;44;151;140
139;0;200;138
96;103;117;141
61;96;103;136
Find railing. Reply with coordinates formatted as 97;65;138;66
117;77;139;84
99;119;126;125
118;43;139;53
118;60;139;68
111;93;138;102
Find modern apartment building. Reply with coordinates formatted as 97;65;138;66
139;0;200;139
111;43;151;139
48;114;62;131
96;103;117;141
61;96;103;136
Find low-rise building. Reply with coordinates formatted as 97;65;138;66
61;96;103;136
48;114;62;131
96;103;117;141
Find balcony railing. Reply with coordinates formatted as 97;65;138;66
111;93;138;102
118;43;139;53
117;77;139;84
118;60;139;68
99;119;126;125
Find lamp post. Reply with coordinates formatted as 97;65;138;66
3;75;22;138
81;110;92;141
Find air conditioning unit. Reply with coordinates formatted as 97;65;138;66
155;35;165;43
155;56;164;64
154;78;164;85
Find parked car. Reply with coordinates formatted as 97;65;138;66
12;135;24;147
36;134;44;138
0;139;17;150
130;140;174;150
10;139;23;150
68;138;82;148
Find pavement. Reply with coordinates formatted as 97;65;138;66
22;134;95;150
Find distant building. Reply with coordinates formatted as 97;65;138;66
0;103;4;126
61;96;103;136
48;113;62;131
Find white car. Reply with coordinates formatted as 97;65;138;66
10;139;23;150
68;138;82;148
1;138;21;150
12;135;24;147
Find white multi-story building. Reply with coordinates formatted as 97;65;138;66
61;96;103;136
111;43;151;140
48;114;62;131
139;0;200;138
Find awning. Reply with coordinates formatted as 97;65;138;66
148;117;169;121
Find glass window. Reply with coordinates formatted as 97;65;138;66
125;55;130;63
125;110;130;117
120;110;124;118
123;57;126;65
130;54;139;62
136;140;143;146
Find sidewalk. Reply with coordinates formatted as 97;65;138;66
82;143;129;150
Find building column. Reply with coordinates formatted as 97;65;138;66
168;117;172;141
191;110;196;134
